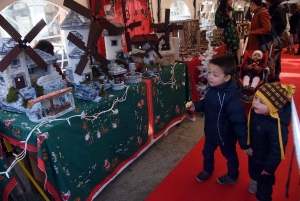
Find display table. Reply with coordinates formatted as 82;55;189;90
0;64;190;200
0;83;150;200
179;44;227;101
143;63;190;139
0;144;17;200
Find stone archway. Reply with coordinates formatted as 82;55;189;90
0;0;89;11
161;0;194;21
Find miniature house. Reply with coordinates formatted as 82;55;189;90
0;38;75;123
0;39;61;90
60;10;91;84
130;34;159;65
102;23;124;61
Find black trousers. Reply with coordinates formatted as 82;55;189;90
202;138;239;179
248;155;276;201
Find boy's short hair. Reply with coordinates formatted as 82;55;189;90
209;55;236;76
251;0;262;6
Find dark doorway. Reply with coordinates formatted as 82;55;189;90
14;76;26;89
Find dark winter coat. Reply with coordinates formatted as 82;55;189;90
268;4;287;36
242;57;265;80
289;12;300;34
248;102;291;175
193;79;249;150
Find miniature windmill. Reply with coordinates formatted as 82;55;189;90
0;14;47;72
63;0;123;36
150;9;183;51
121;0;141;52
63;0;123;78
67;23;109;75
141;35;163;61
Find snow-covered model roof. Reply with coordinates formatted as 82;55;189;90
26;49;57;68
60;10;90;30
0;38;15;55
68;46;85;59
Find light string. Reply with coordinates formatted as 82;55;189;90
0;85;130;178
156;62;177;87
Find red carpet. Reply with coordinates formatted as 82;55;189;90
146;48;300;201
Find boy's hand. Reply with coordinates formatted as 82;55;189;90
247;64;253;69
186;102;195;111
244;148;253;156
254;65;260;71
261;170;271;175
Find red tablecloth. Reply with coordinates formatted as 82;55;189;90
180;44;227;102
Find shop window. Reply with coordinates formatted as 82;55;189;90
111;40;118;46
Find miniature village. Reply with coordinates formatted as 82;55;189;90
0;0;222;123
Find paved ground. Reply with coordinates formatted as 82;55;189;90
9;114;204;201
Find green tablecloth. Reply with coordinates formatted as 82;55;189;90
0;82;149;200
0;63;191;200
146;63;191;138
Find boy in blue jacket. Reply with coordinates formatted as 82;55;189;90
246;83;295;201
186;55;252;185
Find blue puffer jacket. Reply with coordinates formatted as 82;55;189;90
248;102;291;174
194;79;249;150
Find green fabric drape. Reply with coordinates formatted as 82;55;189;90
215;8;239;51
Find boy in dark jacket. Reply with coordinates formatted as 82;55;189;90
186;55;252;185
246;83;295;201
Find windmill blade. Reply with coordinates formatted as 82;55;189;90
94;0;102;15
125;32;132;52
164;29;170;45
121;0;128;25
153;48;163;59
93;52;110;66
24;19;47;43
0;46;23;72
144;47;153;58
24;47;47;69
98;18;124;36
150;23;163;29
63;0;92;19
142;34;151;45
74;54;89;75
87;22;102;47
90;26;103;47
128;21;141;30
67;32;89;52
154;35;165;46
0;14;22;41
165;9;170;25
169;24;184;30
